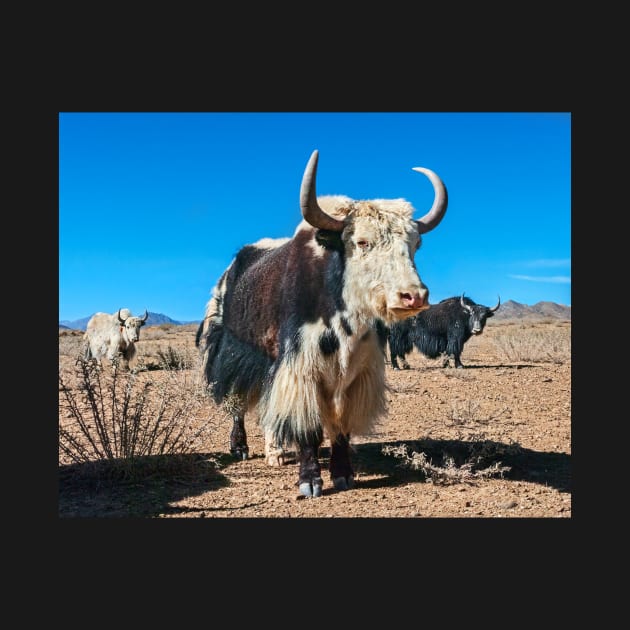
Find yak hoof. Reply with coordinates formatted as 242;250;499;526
402;364;410;370
265;446;286;466
332;475;355;491
266;452;285;466
299;478;323;498
231;447;249;461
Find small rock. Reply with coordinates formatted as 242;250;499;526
499;500;518;509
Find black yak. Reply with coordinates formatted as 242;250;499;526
388;294;500;369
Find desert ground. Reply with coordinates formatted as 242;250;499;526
58;318;571;518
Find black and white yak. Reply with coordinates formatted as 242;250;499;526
387;294;500;370
195;150;448;497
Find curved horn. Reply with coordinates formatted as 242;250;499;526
117;308;127;324
460;293;472;313
140;308;148;322
490;296;501;312
412;167;448;234
300;150;345;232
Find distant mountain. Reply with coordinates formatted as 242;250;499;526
491;300;571;321
59;302;569;331
59;311;200;331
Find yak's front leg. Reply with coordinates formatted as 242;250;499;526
330;432;355;491
297;430;323;498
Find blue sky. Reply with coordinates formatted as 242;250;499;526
59;112;571;323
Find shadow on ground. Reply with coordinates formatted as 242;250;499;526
387;363;539;371
343;438;570;493
58;452;231;518
58;438;569;517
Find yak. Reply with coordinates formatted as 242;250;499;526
387;294;500;369
83;308;148;370
196;149;448;498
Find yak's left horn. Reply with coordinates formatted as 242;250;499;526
490;296;501;312
460;293;472;312
412;167;448;235
300;150;346;232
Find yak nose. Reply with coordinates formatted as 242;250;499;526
401;289;428;309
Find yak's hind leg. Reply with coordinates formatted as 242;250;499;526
230;413;248;460
390;347;401;370
330;432;355;491
264;430;288;466
225;393;249;461
390;350;410;370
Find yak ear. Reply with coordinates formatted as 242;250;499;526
315;229;344;252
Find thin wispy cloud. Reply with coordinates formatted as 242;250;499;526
522;258;571;269
509;274;571;284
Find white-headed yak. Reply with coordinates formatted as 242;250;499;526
196;150;448;497
83;308;148;370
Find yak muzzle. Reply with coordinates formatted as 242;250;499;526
401;292;427;309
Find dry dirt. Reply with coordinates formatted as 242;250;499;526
58;320;571;518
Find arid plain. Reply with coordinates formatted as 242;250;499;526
59;316;571;518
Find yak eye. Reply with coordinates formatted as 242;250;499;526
356;239;369;249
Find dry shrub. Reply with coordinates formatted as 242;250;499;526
59;358;216;478
138;345;197;371
489;325;571;363
382;443;513;483
156;345;193;369
383;398;519;484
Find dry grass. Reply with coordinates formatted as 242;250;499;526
488;320;571;363
382;443;514;483
382;395;519;484
377;320;571;486
59;324;216;479
59;319;570;496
